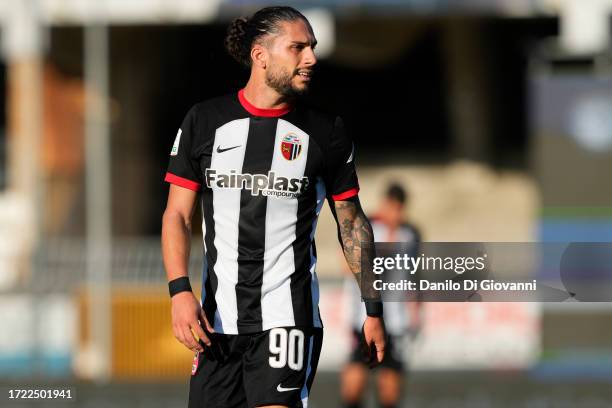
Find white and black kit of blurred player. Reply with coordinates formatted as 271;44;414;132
161;6;386;408
342;184;422;408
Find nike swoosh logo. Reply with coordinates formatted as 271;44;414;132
346;143;354;163
216;145;241;153
277;384;300;392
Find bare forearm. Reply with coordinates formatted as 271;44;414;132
161;211;192;281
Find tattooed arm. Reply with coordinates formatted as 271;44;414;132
334;196;386;365
334;197;375;293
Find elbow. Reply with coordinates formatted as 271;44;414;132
162;208;192;232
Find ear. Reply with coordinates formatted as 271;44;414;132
251;44;267;69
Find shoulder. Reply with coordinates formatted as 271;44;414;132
400;222;419;232
369;214;383;224
294;101;340;131
291;102;348;157
369;217;387;231
188;92;240;119
400;222;422;241
183;93;246;138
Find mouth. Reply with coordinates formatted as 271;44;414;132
296;69;313;80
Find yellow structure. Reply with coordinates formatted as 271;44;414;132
78;286;198;380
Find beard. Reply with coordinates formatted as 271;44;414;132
265;65;309;97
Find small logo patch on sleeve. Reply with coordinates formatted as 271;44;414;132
170;129;182;156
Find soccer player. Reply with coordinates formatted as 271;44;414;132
341;183;422;408
161;6;386;408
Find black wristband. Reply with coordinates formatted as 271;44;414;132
169;276;192;298
365;300;383;317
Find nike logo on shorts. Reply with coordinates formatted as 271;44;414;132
276;384;300;392
346;143;354;163
217;145;241;153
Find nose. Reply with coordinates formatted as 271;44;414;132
303;46;317;67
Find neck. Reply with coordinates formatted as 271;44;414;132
242;79;293;110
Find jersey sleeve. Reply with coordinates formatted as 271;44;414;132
325;116;359;200
164;106;203;191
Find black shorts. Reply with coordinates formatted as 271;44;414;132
189;327;323;408
348;329;404;372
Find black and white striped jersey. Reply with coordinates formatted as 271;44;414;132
165;89;359;334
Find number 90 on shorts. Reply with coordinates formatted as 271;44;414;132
268;328;305;370
189;326;323;407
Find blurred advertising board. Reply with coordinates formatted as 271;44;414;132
0;295;75;377
319;280;540;371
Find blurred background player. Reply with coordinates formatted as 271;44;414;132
341;183;422;408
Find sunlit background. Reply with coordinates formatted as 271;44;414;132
1;0;612;407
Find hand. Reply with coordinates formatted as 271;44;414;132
362;316;386;367
171;291;214;352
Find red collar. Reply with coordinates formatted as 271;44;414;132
238;89;292;117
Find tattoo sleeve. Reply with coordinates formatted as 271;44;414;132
334;197;379;301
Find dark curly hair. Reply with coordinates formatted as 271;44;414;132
386;183;407;205
225;6;310;68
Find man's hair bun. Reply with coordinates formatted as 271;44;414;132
224;17;251;67
224;7;310;68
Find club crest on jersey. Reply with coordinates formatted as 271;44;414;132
281;133;302;161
